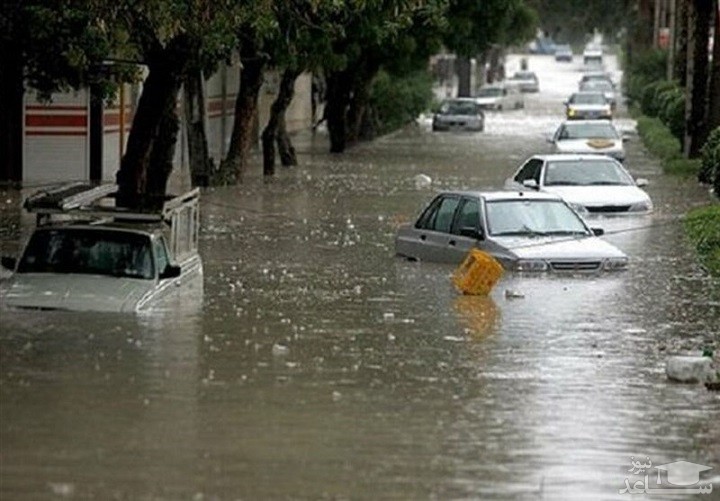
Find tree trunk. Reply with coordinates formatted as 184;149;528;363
222;49;265;181
183;70;213;187
456;56;471;97
348;63;379;144
146;102;180;197
667;0;677;80
708;1;720;131
277;115;297;166
261;68;300;176
325;69;352;153
116;38;188;205
684;0;712;157
674;0;689;84
0;40;24;184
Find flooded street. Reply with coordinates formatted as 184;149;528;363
1;54;719;500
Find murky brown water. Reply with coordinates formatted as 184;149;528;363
1;55;719;500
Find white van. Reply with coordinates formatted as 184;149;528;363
475;82;524;111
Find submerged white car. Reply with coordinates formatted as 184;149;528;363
474;83;524;111
565;91;612;120
395;190;628;272
549;120;626;162
505;154;653;215
0;183;203;312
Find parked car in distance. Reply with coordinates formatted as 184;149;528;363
554;44;573;62
565;91;613;120
579;79;617;109
508;71;540;93
505;154;653;215
0;183;203;312
432;98;485;132
583;44;603;65
549;120;626;162
395;190;628;272
475;82;524;111
579;71;615;89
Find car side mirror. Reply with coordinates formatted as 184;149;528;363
592;228;605;236
635;178;649;187
459;226;484;240
159;264;182;279
1;256;16;270
522;179;539;190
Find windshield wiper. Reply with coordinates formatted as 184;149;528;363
545;230;589;236
546;181;579;185
589;181;625;185
494;226;548;237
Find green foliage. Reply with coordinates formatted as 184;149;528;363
664;158;701;176
684;204;720;276
657;87;685;144
444;0;537;57
527;0;626;43
636;116;682;160
640;80;676;117
624;49;668;105
699;127;720;186
369;70;434;135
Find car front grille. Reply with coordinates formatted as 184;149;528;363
550;260;602;271
586;205;631;213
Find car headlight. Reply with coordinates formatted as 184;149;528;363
567;108;576;117
603;257;628;270
515;259;549;272
628;200;653;212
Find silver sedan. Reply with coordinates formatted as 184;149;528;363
395;190;628;272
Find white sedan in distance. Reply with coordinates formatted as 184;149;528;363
505;154;653;215
549;120;627;162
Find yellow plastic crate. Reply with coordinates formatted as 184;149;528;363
452;249;504;295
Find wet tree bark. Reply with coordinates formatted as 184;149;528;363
0;40;24;184
325;69;352;153
183;70;213;187
261;67;300;176
222;47;266;182
116;35;190;206
456;56;471;97
348;62;379;144
277;115;297;167
674;0;689;84
708;3;720;131
684;0;712;157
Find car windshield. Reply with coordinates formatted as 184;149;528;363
440;100;478;115
582;80;613;91
570;93;606;105
544;159;635;186
477;87;502;97
17;228;155;279
486;200;589;236
513;72;536;80
557;45;571;52
558;122;619;139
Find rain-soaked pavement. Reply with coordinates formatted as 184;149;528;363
1;54;719;500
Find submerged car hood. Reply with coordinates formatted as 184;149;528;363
493;234;626;260
555;138;622;153
1;273;155;312
542;185;650;207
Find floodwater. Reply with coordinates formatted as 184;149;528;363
1;55;719;500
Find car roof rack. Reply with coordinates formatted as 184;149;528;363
24;182;200;227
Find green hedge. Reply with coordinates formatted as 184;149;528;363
699;127;720;190
369;70;434;136
684;205;720;276
625;49;668;105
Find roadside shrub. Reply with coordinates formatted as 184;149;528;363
684;204;720;276
657;87;685;144
369;69;434;136
664;158;701;176
624;49;668;104
636;116;682;160
699;127;720;185
641;80;676;117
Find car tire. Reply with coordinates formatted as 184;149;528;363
497;105;503;111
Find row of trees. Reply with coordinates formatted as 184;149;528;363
627;0;720;159
0;0;537;204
